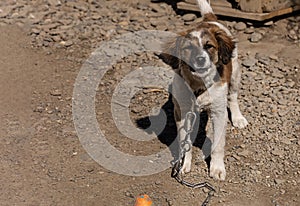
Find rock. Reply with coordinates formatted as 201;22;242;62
202;187;211;193
150;19;161;27
166;198;174;206
244;71;257;78
125;191;134;198
60;40;73;47
234;22;247;31
278;109;288;117
48;0;61;6
264;21;274;26
274;179;286;185
51;35;61;42
182;13;196;22
288;30;298;40
231;154;241;161
0;6;13;18
286;81;295;88
50;89;62;96
34;106;44;113
150;4;164;13
91;14;102;20
271;149;284;156
269;55;279;61
238;150;250;158
242;57;257;67
280;138;292;145
244;27;255;34
31;28;41;35
255;53;270;65
249;32;263;43
271;70;284;78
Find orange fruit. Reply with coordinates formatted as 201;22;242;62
134;194;153;206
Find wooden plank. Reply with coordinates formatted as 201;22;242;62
185;0;232;8
239;0;295;13
177;2;300;21
239;0;263;13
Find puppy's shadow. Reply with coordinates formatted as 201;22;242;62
135;93;212;167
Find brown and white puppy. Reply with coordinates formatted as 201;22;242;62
165;0;248;180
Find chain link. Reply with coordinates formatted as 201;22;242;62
171;111;215;206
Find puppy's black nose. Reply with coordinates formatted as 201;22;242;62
195;56;206;67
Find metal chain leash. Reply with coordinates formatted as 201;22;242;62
171;111;215;206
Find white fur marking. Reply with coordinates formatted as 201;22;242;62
190;31;203;47
190;31;216;83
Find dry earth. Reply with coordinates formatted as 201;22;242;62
0;0;299;205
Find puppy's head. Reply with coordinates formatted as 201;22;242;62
164;24;235;78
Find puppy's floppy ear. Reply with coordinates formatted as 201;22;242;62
161;32;186;69
215;30;235;65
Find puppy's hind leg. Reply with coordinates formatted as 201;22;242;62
228;48;248;129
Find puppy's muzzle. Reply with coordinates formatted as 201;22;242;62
193;55;209;73
195;55;206;68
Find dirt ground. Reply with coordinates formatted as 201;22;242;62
0;0;299;205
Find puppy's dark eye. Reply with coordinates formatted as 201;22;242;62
204;43;214;50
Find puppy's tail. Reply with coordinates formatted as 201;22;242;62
196;0;217;21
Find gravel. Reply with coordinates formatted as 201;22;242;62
0;0;299;205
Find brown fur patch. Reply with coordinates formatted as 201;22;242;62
203;13;218;21
218;61;233;84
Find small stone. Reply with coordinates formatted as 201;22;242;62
244;27;255;34
287;81;295;87
227;157;236;162
271;71;284;78
271;149;284;156
48;0;61;6
155;180;162;185
269;55;279;61
0;7;13;18
249;32;263;43
50;89;62;96
238;150;250;158
125;191;134;198
182;13;196;22
31;28;41;34
34;106;44;113
47;110;53;114
242;57;257;67
274;179;286;185
232;154;240;161
202;187;211;193
245;71;257;77
91;14;102;20
118;21;128;27
264;21;274;26
150;4;164;13
51;35;61;42
280;138;292;145
288;30;298;40
234;22;247;31
60;40;73;47
166;198;174;206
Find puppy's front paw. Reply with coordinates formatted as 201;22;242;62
232;115;248;129
210;159;226;181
